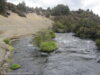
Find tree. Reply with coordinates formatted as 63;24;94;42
0;0;6;14
51;4;70;16
17;1;27;12
47;7;51;13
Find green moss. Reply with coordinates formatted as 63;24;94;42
8;45;15;52
96;39;100;46
40;41;58;52
3;38;10;44
10;64;21;70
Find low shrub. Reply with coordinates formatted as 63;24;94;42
33;30;57;53
10;64;21;70
49;30;56;38
45;12;50;18
34;34;43;47
3;39;10;44
40;41;58;52
8;45;15;51
17;11;26;17
53;21;66;33
53;21;64;29
96;39;100;48
33;30;56;47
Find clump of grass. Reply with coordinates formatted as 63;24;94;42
40;41;58;52
8;45;15;52
5;58;12;63
3;38;10;44
33;29;58;52
3;38;15;51
33;30;56;47
10;64;21;70
49;30;56;38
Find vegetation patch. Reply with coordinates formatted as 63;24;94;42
49;30;56;38
8;45;15;52
50;4;100;49
33;30;58;52
40;41;58;52
10;64;21;70
33;30;56;47
3;38;15;51
5;58;12;63
53;21;66;33
3;39;11;45
96;39;100;49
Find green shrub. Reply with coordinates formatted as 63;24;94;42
34;34;43;47
3;39;10;44
49;30;56;38
51;4;70;16
53;22;66;33
33;30;56;47
96;39;100;46
40;41;58;52
45;12;50;18
53;21;65;29
17;11;26;17
10;64;21;70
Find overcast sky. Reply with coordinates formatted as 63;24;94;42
7;0;100;16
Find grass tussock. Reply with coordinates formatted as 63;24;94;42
40;41;58;52
3;38;15;51
33;30;56;47
33;29;58;52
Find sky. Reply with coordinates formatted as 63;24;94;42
7;0;100;16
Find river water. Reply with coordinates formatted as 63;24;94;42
10;33;100;75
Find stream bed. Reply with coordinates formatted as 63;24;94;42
10;33;100;75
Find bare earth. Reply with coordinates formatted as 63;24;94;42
0;13;52;41
0;13;52;71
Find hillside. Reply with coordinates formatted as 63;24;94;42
0;13;52;41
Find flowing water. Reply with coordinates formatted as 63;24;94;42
10;33;100;75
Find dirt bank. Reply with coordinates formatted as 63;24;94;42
0;13;52;41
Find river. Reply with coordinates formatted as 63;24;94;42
10;33;100;75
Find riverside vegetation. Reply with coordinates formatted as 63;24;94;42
3;39;15;52
17;3;99;49
3;39;21;70
48;4;100;49
33;30;58;52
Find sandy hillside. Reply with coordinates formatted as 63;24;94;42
0;13;53;41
